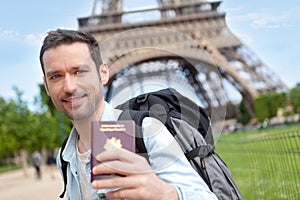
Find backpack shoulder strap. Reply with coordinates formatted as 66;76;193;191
118;110;151;161
59;136;69;198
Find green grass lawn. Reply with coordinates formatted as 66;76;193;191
216;124;300;200
0;164;21;174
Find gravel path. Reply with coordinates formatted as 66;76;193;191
0;166;64;200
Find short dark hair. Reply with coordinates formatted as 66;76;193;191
39;29;102;75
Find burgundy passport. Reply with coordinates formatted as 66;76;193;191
91;120;135;181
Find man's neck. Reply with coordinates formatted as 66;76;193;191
75;120;92;154
73;101;105;154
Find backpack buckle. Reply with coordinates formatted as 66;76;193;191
136;94;148;103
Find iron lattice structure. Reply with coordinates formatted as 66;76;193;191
78;0;287;117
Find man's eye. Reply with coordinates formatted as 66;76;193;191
76;70;87;75
49;74;61;80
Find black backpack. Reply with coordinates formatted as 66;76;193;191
59;88;243;200
116;88;243;200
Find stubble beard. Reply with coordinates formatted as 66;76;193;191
58;92;102;122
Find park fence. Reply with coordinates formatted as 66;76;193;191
217;129;300;200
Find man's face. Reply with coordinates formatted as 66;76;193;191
42;42;108;121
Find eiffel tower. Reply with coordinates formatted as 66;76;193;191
78;0;287;119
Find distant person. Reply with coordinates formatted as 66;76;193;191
31;150;43;179
46;150;56;179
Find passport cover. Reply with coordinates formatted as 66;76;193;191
91;120;135;181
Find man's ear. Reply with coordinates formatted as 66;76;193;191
99;63;109;85
43;77;50;96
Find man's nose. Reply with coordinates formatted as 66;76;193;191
64;74;76;93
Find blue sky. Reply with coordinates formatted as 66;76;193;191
0;0;299;108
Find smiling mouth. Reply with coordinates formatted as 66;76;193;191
62;95;87;109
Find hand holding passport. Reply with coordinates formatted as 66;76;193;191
91;120;135;181
90;120;179;200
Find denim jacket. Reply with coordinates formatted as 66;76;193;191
57;102;217;200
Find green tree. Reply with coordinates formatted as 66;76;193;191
38;84;56;115
36;84;71;146
254;92;287;122
290;83;300;113
3;87;34;151
0;84;73;166
237;100;251;125
0;97;17;159
272;92;287;111
254;95;270;122
0;87;36;172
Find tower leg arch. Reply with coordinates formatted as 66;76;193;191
100;27;258;116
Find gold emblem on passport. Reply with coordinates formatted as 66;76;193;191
104;137;122;150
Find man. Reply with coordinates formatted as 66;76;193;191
40;29;217;200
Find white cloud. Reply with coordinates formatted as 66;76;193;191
25;33;45;46
0;28;20;39
250;11;294;29
231;9;295;29
0;28;45;47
